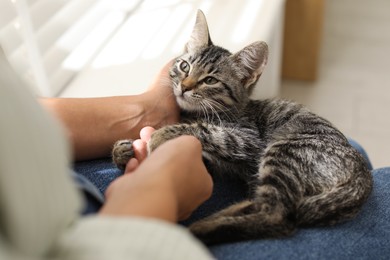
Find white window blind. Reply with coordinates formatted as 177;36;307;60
0;0;143;96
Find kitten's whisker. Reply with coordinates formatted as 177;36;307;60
200;100;212;124
200;102;211;124
204;99;224;126
204;98;241;135
204;98;238;124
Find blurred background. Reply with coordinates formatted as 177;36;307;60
0;0;389;168
280;0;390;169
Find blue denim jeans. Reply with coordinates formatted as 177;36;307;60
73;141;390;259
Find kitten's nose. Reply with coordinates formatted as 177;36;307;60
181;77;197;92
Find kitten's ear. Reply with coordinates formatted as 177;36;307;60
185;10;212;53
232;41;268;90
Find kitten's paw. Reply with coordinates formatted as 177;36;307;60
112;139;134;170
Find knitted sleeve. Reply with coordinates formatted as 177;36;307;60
54;216;214;260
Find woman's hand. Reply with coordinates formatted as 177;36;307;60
100;132;213;222
141;60;180;129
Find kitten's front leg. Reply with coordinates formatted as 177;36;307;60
130;122;261;178
147;125;185;153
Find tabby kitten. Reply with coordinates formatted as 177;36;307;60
112;10;372;244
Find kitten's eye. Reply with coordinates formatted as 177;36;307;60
203;76;218;85
179;61;190;73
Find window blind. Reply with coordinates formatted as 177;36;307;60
0;0;142;96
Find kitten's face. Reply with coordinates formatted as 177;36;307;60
170;10;268;114
170;46;243;113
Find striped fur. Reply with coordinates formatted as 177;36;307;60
112;11;372;244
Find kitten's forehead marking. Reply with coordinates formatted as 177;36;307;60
195;47;231;76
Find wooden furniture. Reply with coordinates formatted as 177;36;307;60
282;0;325;81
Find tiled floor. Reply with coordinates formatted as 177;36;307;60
280;0;390;168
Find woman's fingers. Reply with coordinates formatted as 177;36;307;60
140;126;155;142
125;158;139;174
125;126;156;173
132;139;148;162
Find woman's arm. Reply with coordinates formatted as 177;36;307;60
41;61;179;161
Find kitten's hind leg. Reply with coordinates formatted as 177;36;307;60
189;194;296;245
112;139;134;170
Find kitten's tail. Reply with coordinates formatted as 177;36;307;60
189;191;297;244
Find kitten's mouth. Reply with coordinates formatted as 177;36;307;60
174;92;200;112
174;90;186;102
176;94;190;105
173;88;189;102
